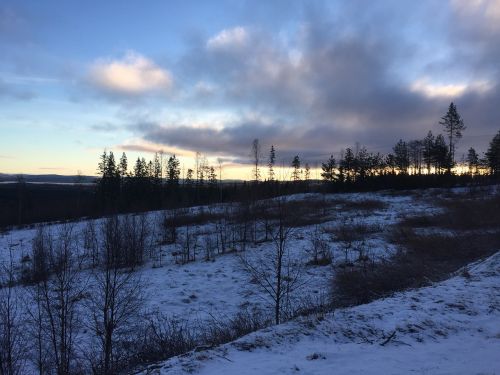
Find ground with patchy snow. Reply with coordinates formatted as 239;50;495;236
1;186;498;374
144;251;500;375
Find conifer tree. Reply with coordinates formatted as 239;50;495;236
251;139;261;182
167;155;181;186
466;147;480;175
423;131;435;174
433;134;449;174
321;155;336;183
268;145;276;181
393;139;409;174
485;130;500;175
304;163;311;181
119;152;128;178
439;102;466;171
291;155;301;182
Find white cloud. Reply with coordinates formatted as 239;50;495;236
206;26;248;50
89;51;172;96
451;0;500;31
410;78;492;98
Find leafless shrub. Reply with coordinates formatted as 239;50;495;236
334;193;500;307
306;225;332;266
134;313;196;365
25;226;52;284
82;220;99;268
27;225;87;374
0;249;28;375
198;309;269;347
241;197;305;324
178;225;199;264
86;219;144;374
122;214;150;269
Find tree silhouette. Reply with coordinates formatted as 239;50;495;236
268;145;276;181
321;155;337;183
439;102;466;172
291;155;301;182
485;130;500;175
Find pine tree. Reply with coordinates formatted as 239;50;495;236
385;154;396;175
208;166;218;187
422;131;435;174
393;139;409;174
341;148;355;182
321;155;336;183
167;155;181;186
466;147;480;175
485;130;500;175
433;134;449;174
291;155;301;182
304;163;311;181
185;169;194;186
98;150;108;177
133;158;147;178
439;102;466;171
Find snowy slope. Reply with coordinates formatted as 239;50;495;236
145;251;500;375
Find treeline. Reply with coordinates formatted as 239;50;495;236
2;103;500;228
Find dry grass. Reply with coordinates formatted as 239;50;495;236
333;191;500;307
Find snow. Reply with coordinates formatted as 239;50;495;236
1;186;498;374
143;252;500;374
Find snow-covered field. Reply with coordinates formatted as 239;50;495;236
1;186;498;374
149;251;500;375
0;190;435;320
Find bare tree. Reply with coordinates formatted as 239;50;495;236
86;216;143;374
33;225;87;374
251;139;261;183
83;220;99;268
0;248;27;375
241;197;304;324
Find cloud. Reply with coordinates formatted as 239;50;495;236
206;26;249;51
451;0;500;31
88;51;173;97
410;79;493;99
88;2;500;160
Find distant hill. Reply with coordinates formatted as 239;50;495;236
0;173;97;184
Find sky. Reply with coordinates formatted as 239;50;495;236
1;0;500;179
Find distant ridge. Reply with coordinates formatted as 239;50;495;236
0;173;97;184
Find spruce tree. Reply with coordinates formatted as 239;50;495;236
268;145;276;181
291;155;301;182
119;152;128;178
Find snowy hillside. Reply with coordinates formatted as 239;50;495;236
144;251;500;375
1;186;498;374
